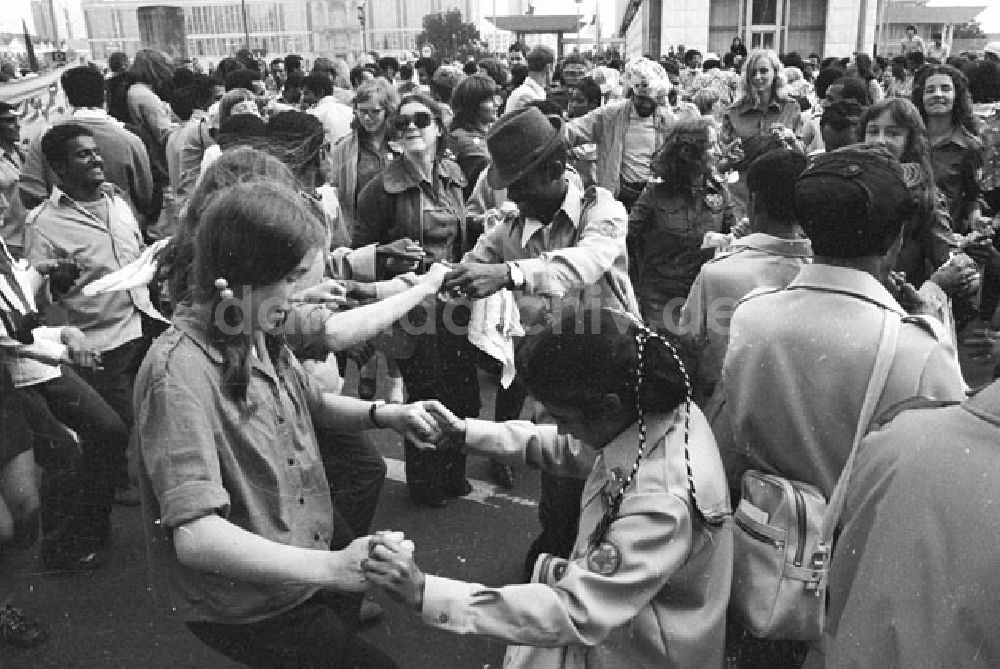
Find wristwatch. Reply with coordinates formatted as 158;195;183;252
506;261;526;290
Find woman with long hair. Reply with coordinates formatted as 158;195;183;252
449;73;500;199
135;180;447;668
628;117;735;332
126;49;175;147
912;64;986;233
858;97;956;284
721;49;802;219
364;306;732;669
353;91;479;508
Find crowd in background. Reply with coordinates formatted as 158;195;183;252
0;25;999;667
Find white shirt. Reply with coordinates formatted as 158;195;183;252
308;96;354;148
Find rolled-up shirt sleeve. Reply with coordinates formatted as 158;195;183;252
420;491;694;646
138;376;230;529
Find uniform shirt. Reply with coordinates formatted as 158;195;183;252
682;233;812;391
929;125;984;231
713;263;966;496
136;303;335;624
628;177;736;322
24;184;164;352
462;177;639;327
20;109;155;217
424;409;731;669
505;77;546;114
818;383;1000;668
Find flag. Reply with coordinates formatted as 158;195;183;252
22;20;38;73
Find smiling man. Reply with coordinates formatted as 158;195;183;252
25;124;166;483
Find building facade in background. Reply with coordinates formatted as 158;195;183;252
82;0;364;60
617;0;880;59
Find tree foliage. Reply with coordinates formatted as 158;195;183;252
952;21;985;39
417;8;480;60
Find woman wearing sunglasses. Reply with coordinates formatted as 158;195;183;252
353;92;479;509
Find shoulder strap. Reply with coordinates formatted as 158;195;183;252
819;309;900;546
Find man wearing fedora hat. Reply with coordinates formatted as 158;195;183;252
444;105;639;576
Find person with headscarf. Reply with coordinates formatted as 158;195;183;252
566;57;699;212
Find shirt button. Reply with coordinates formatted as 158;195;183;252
277;415;286;424
438;613;448;623
287;458;295;466
299;497;305;505
314;532;321;541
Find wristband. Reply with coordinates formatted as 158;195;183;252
369;400;387;429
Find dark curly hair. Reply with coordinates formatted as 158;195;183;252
650;117;716;192
911;64;977;134
517;307;688;419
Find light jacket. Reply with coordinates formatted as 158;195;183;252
422;408;732;669
566;100;698;197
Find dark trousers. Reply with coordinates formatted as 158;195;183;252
19;366;128;546
394;304;480;498
188;591;398;669
316;427;386;537
186;506;397;669
523;470;586;582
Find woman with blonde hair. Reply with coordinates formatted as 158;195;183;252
721;49;802;219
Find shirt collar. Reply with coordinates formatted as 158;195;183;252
382;155;465;194
519;178;584;248
48;183;118;207
731;233;813;258
171;304;286;381
71;108;112;121
598;412;678;482
735;97;784;115
930;126;980;150
172;303;225;364
787;264;905;314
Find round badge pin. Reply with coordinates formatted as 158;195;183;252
587;541;622;576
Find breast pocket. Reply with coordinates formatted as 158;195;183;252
655;201;692;235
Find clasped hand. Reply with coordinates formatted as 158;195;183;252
360;530;426;610
376;400;465;450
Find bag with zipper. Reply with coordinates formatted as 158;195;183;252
730;309;900;641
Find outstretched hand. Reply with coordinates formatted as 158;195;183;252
441;263;509;299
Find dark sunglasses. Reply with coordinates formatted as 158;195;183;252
392;111;434;132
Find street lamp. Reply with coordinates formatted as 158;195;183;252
356;0;367;55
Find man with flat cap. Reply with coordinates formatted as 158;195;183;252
443;106;639;578
712;144;966;665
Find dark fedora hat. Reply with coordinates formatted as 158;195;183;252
486;107;564;189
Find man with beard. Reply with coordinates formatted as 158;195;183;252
441;107;639;580
566;57;698;212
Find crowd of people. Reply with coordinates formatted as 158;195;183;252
0;31;999;667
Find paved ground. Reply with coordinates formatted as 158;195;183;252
0;367;541;669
